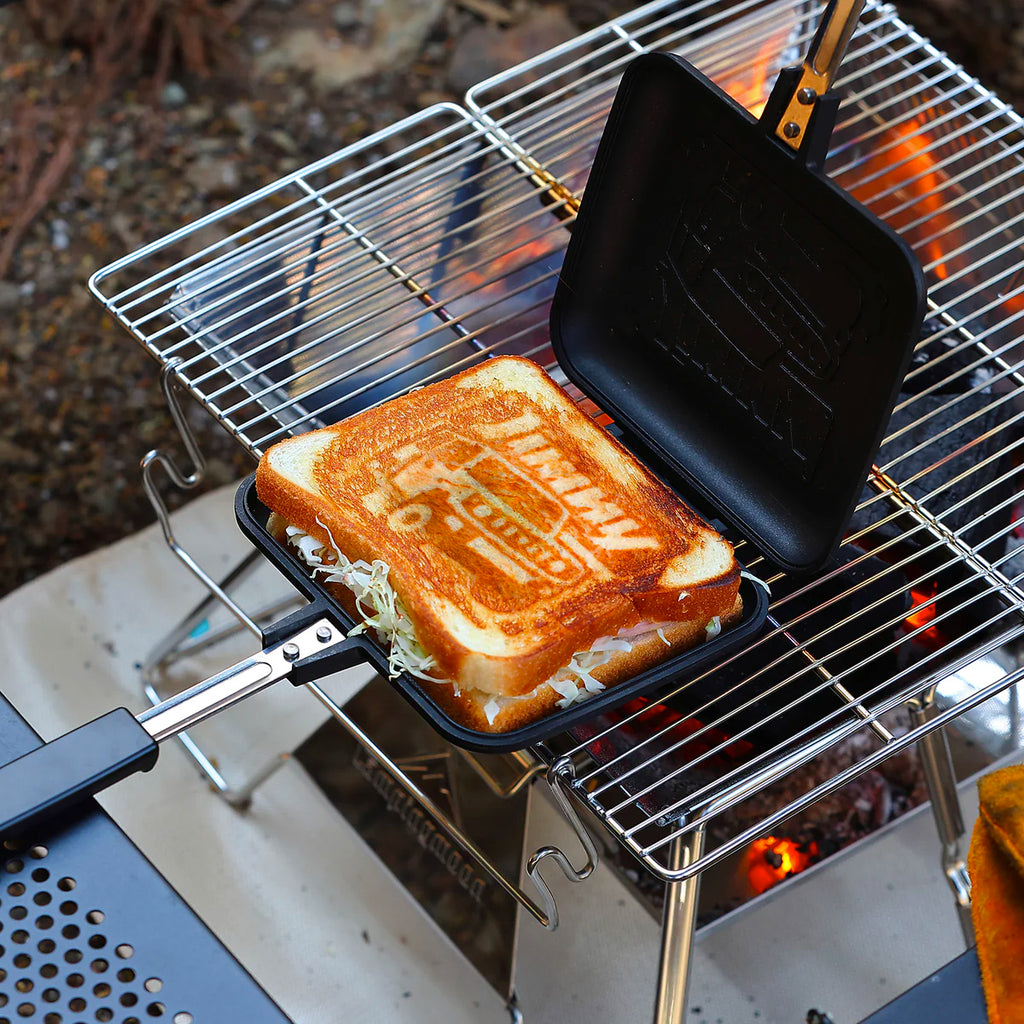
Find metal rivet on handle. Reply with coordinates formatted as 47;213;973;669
282;643;301;661
797;87;817;105
316;626;333;643
783;121;801;139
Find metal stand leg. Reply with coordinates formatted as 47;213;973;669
141;548;303;689
507;991;524;1023
653;826;706;1024
909;691;974;946
139;547;303;807
142;550;266;677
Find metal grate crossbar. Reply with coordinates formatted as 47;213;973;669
91;0;1024;879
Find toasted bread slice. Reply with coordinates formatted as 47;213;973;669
256;356;740;704
421;594;745;732
267;512;742;732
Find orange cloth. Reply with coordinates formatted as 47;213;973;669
969;764;1024;1024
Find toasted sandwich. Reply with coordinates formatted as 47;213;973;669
256;355;741;733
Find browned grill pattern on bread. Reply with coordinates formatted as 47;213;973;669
257;356;741;730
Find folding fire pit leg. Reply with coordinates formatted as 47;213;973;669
138;546;303;806
909;690;974;945
653;825;707;1024
133;364;313;804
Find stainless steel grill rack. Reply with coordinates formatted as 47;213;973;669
90;0;1024;1017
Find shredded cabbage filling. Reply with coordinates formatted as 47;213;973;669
281;523;696;721
284;520;443;682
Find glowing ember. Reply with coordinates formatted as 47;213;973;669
903;579;942;647
906;581;939;630
747;835;819;894
460;233;561;288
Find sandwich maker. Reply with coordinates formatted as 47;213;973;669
0;0;924;834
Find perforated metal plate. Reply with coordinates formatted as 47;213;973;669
0;840;193;1024
0;693;291;1024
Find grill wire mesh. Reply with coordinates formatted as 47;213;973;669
90;0;1024;880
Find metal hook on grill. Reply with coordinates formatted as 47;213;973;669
141;358;260;636
526;756;600;931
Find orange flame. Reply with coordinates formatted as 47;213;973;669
906;581;939;630
461;233;558;291
720;42;775;118
842;119;950;279
747;835;818;895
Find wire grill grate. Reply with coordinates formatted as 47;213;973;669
91;0;1024;879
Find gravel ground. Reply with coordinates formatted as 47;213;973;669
0;0;1022;597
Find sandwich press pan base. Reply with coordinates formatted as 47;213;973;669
0;475;768;839
235;476;771;754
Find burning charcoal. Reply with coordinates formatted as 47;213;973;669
767;550;910;715
905;324;988;392
883;392;1014;547
747;835;820;894
847;488;1011;673
569;699;728;821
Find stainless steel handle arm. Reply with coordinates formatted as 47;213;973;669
0;617;354;837
138;617;342;741
773;0;867;150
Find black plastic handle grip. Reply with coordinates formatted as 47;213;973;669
0;707;159;839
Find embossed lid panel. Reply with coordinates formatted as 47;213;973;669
551;52;926;573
